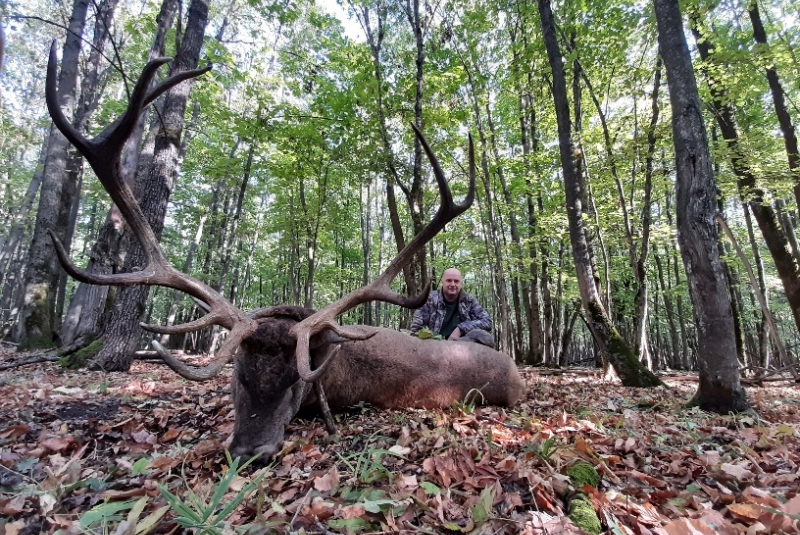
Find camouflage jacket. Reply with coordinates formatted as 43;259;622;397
409;290;492;336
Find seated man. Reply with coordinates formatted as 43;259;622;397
410;268;495;348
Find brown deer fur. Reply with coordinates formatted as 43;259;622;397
228;307;525;459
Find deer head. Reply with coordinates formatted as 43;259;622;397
46;44;482;459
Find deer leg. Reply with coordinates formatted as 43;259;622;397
314;381;337;435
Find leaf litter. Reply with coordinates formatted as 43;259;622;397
1;345;799;534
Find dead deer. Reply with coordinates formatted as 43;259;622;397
45;44;525;460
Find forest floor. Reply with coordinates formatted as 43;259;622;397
1;344;799;535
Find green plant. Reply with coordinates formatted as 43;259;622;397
131;457;152;476
157;452;265;535
526;437;560;460
417;328;443;340
74;496;168;535
337;434;405;484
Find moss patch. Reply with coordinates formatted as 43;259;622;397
566;461;601;488
568;493;602;535
18;285;55;351
59;339;104;369
20;334;55;351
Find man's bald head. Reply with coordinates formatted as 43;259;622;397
441;268;463;302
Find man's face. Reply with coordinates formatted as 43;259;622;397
441;269;463;302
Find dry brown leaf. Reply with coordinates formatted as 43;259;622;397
660;517;719;535
340;504;366;519
0;495;27;515
40;436;73;453
313;468;340;492
727;502;766;521
160;428;181;442
308;496;335;519
719;462;755;482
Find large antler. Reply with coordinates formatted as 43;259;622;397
46;41;258;380
290;125;476;382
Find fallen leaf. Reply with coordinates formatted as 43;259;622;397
0;495;26;515
727;502;765;521
340;504;366;519
160;428;181;442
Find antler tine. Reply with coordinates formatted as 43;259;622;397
290;128;476;382
141;311;227;335
46;42;255;380
151;320;253;380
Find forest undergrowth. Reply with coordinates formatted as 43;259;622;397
1;344;799;534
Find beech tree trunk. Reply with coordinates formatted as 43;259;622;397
90;0;209;371
16;0;89;350
538;0;662;387
402;0;427;296
747;3;800;207
632;57;662;366
653;0;749;412
0;132;48;309
358;5;414;303
691;18;800;339
58;0;177;349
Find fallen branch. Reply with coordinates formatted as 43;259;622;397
0;354;60;370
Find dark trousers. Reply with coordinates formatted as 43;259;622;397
457;329;496;349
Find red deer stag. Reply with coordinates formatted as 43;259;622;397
45;43;525;460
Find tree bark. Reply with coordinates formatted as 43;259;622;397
653;0;749;412
691;17;800;339
0;131;48;294
747;3;800;207
90;0;209;371
538;0;662;386
654;246;680;369
58;0;178;348
402;0;427;296
357;5;415;301
16;0;89;350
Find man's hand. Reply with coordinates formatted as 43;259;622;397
448;327;462;341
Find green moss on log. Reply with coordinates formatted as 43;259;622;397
59;339;104;369
566;461;601;488
585;299;664;388
563;462;602;534
568;494;602;535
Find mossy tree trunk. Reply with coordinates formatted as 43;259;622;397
16;0;89;351
537;0;662;387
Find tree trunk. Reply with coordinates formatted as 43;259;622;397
486;104;525;358
538;0;662;386
691;18;800;339
653;0;749;411
654;246;681;369
747;3;800;208
90;0;209;371
402;0;427;296
16;0;89;350
743;204;771;368
462;62;511;353
58;0;177;348
360;182;373;325
0;132;48;281
358;5;414;301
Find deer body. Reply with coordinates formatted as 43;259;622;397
315;326;524;409
228;308;524;459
